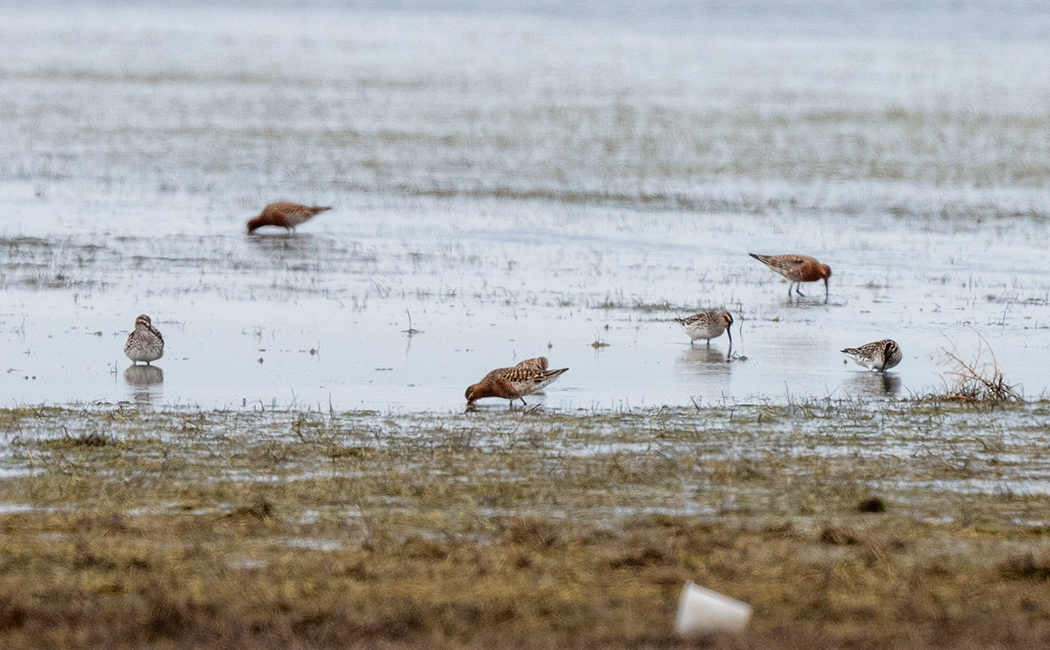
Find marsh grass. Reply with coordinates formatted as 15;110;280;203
936;332;1023;403
1;401;1050;648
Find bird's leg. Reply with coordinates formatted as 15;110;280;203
520;397;528;406
706;339;711;348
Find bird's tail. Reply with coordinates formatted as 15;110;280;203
544;367;569;380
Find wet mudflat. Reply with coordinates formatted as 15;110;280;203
3;1;1050;647
2;400;1050;648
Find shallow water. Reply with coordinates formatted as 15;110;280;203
1;2;1049;411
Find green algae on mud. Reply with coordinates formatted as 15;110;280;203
1;401;1050;648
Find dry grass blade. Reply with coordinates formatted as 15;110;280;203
937;330;1022;403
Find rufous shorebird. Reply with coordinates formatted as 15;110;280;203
247;201;331;233
465;357;569;406
749;253;832;300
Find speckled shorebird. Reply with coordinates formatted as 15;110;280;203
841;339;902;372
124;314;164;365
673;311;733;348
247;201;331;233
465;357;569;406
749;253;832;300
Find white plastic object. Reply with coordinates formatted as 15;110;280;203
674;581;752;636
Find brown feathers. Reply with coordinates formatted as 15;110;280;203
247;201;331;233
749;253;832;300
124;314;164;364
465;357;569;405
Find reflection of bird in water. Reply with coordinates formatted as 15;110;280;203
124;364;164;405
847;370;901;397
676;346;732;378
673;311;733;348
247;201;331;233
749;253;832;300
465;356;568;406
124;315;164;364
679;346;728;365
124;364;164;387
842;339;902;372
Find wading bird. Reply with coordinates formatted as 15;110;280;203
247;201;331;233
749;253;831;300
124;314;164;365
841;339;902;372
673;311;733;349
465;357;569;406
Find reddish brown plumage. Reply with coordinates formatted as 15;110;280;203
465;356;568;405
247;201;331;233
749;253;832;299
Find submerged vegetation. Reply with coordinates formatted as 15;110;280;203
1;400;1050;648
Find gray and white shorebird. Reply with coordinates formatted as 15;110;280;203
673;311;733;348
124;314;164;365
841;339;901;372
